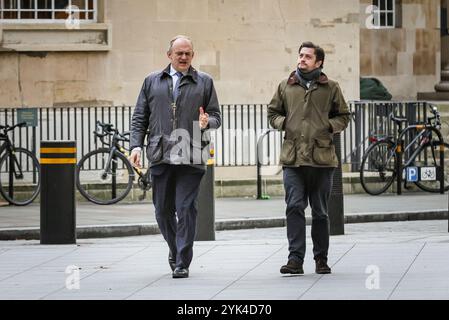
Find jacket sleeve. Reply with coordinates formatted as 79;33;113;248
130;78;150;150
268;81;287;130
328;83;350;134
204;78;221;130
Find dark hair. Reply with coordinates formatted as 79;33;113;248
299;41;325;68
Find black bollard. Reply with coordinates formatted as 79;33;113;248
328;133;345;236
195;159;215;241
40;141;77;245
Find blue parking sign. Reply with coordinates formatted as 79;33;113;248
406;167;418;182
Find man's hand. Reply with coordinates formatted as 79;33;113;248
199;107;209;129
129;149;142;168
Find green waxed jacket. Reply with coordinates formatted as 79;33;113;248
268;71;350;168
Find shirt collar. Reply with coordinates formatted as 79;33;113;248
170;65;186;77
162;64;198;83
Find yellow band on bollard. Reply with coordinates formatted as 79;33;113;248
441;144;445;152
207;159;215;166
40;146;76;165
40;158;77;164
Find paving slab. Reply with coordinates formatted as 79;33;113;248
0;220;448;300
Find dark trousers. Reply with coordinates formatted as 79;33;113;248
283;166;335;264
151;164;205;269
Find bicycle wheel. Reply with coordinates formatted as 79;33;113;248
76;148;134;205
0;148;40;206
360;140;397;195
414;141;449;193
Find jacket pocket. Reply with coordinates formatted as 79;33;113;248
280;139;296;165
146;135;163;162
312;137;336;165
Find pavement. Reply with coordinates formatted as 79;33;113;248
0;193;447;240
0;220;448;300
0;193;449;300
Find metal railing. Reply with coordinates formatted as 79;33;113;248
0;102;442;172
253;101;438;173
0;105;276;168
0;106;135;165
344;101;436;171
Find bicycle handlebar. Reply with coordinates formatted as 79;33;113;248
425;104;441;127
94;121;130;144
389;103;440;128
0;122;27;132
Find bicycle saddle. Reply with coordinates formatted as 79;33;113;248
390;114;408;124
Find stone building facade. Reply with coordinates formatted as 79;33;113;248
360;0;441;99
0;0;360;108
0;0;443;107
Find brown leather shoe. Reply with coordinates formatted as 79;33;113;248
315;258;331;274
280;259;304;274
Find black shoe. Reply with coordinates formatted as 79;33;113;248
280;259;304;274
172;267;189;279
315;258;331;274
168;251;176;272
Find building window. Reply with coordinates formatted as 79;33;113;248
372;0;395;28
0;0;97;22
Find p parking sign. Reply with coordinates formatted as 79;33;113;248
406;167;418;182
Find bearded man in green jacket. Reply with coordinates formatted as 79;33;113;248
268;41;350;275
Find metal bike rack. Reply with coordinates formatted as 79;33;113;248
8;151;13;201
256;129;278;200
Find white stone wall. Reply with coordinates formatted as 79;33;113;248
0;0;360;107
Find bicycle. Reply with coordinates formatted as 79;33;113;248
360;104;449;195
76;121;151;205
0;122;41;206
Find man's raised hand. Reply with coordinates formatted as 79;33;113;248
199;107;209;129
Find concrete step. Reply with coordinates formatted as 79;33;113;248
1;174;430;205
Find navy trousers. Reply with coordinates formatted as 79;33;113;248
283;166;335;264
151;164;205;269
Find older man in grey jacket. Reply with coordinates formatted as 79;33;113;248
130;35;221;279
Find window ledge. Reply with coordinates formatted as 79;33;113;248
0;23;111;52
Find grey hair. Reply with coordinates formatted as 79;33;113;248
168;35;194;53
